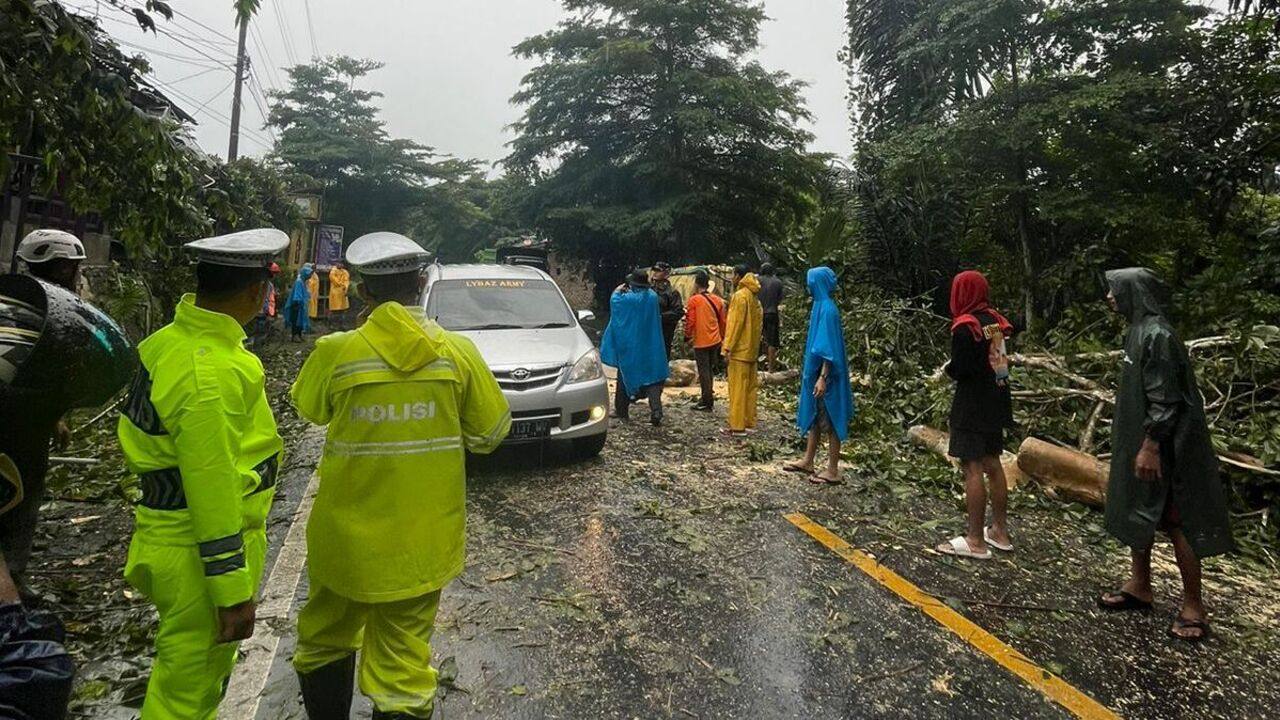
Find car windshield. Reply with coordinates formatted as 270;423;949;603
426;278;575;331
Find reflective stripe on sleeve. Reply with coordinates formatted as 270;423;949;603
465;411;512;448
204;553;246;577
199;533;244;558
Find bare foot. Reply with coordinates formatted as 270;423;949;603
810;471;843;485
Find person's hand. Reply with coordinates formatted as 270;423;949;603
53;420;72;450
1135;438;1162;482
216;600;257;643
814;376;827;399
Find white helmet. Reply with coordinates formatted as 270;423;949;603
17;229;87;263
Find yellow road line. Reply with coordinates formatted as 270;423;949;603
783;512;1121;720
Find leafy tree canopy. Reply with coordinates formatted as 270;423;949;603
508;0;822;268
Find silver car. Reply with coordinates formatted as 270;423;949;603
422;263;610;458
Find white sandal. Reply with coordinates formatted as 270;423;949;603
984;527;1014;552
936;536;992;560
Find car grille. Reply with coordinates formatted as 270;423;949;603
494;364;565;392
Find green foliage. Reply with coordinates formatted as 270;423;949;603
842;0;1280;334
507;0;822;268
0;0;301;296
0;0;208;253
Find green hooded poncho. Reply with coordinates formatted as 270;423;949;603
1104;268;1235;558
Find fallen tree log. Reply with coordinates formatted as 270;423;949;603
759;369;800;386
905;425;1025;490
1016;437;1109;507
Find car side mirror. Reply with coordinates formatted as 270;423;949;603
577;309;595;323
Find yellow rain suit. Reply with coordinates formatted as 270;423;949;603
290;301;510;717
117;295;283;720
307;271;320;318
328;266;350;312
722;273;763;432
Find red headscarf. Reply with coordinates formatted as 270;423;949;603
949;270;1012;341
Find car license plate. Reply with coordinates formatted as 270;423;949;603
509;419;553;440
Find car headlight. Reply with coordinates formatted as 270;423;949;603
567;349;604;384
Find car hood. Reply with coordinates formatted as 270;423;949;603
460;326;593;370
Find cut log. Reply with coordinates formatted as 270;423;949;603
759;369;799;386
1016;437;1109;507
905;425;1025;490
665;359;697;387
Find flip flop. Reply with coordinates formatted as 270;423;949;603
783;462;813;475
1097;590;1153;612
1168;616;1210;643
984;527;1014;552
935;536;992;560
720;428;748;437
810;473;843;485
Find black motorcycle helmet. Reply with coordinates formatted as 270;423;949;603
0;274;137;412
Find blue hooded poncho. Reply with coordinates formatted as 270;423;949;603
600;285;669;397
283;264;313;334
798;267;856;440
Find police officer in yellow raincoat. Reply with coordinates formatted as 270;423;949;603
290;232;510;719
117;228;289;720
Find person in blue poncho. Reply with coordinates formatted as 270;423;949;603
283;264;314;342
784;267;855;484
601;269;669;426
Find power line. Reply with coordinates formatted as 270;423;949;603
302;0;320;58
267;0;299;67
247;72;278;145
167;65;228;85
113;38;228;69
194;77;236;115
247;18;283;92
147;74;274;149
169;6;238;44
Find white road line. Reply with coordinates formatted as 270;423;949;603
219;471;319;720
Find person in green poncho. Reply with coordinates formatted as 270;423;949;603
1097;268;1235;643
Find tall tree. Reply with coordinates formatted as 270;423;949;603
508;0;821;268
844;0;1224;331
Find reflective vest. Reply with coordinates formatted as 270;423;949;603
118;295;283;608
291;302;510;602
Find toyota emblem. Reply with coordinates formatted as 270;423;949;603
511;368;531;381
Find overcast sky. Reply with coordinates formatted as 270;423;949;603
61;0;853;167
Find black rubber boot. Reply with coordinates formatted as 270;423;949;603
297;654;356;720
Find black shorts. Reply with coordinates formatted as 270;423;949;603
948;429;1004;461
762;313;780;348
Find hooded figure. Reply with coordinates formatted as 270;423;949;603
797;267;855;441
1103;268;1234;559
722;269;763;433
307;269;321;319
290;231;510;717
600;274;669;400
283;265;314;338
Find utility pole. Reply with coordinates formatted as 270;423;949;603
227;14;249;161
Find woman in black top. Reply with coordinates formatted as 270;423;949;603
936;271;1014;560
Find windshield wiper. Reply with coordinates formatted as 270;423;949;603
531;322;573;329
454;323;523;331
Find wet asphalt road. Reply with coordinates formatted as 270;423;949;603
247;390;1073;720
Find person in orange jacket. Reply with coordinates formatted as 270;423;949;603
683;270;727;411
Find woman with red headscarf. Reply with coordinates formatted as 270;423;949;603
936;270;1015;560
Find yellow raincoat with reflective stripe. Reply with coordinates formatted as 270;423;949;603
291;302;510;603
118;294;283;608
